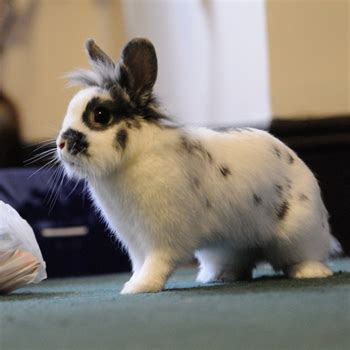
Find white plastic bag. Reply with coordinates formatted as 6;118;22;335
0;200;47;293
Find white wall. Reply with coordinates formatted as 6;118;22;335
122;0;271;127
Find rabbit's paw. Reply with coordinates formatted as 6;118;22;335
196;267;219;283
287;261;332;279
121;280;163;294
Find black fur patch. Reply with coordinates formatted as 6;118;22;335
125;119;142;129
219;165;231;177
299;194;309;201
137;98;171;124
180;136;198;153
273;146;281;158
180;136;212;163
82;95;171;132
274;184;283;196
205;197;212;208
61;128;89;156
192;177;201;189
288;153;295;164
116;129;128;149
206;151;213;163
82;97;133;131
253;193;262;205
276;200;289;220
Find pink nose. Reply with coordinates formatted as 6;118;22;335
59;142;65;150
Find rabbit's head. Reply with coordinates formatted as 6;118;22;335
57;38;163;179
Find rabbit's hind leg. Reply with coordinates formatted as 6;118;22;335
265;195;333;279
284;261;332;279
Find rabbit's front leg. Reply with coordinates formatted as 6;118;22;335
128;246;144;275
121;250;178;294
123;247;144;288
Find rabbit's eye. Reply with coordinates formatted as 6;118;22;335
93;107;112;125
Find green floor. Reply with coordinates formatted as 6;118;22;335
1;260;350;350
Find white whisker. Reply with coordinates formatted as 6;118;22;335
65;178;81;201
47;166;65;212
24;149;57;165
28;158;59;179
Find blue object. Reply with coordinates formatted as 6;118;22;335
0;167;130;277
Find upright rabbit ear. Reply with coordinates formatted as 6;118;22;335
117;38;158;105
85;39;115;68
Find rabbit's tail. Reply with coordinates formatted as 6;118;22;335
330;236;343;258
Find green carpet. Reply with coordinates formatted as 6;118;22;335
1;260;350;350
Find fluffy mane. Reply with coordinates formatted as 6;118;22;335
66;60;120;91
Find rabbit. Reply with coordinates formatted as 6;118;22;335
56;38;338;294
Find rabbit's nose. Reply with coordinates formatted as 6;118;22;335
60;128;88;156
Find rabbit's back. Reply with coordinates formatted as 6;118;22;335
181;128;329;246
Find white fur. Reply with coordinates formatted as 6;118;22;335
57;87;335;294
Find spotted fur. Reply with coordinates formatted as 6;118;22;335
57;38;337;294
218;165;231;177
253;193;262;205
116;129;128;150
273;146;281;158
192;177;201;190
288;153;295;164
274;184;283;197
180;135;213;163
299;194;309;201
205;197;212;209
276;200;289;220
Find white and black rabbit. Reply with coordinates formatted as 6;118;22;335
57;38;338;294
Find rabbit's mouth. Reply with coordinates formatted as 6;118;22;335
58;150;87;178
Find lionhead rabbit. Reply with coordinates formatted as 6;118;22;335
57;38;337;294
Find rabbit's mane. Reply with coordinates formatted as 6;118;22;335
66;59;119;91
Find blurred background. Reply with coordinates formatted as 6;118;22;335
0;0;349;277
0;0;348;142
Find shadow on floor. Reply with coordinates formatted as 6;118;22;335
165;271;350;295
1;291;79;301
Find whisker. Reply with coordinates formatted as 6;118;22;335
23;141;56;157
28;158;59;179
81;179;89;207
50;167;68;212
27;146;56;156
24;150;55;163
65;177;81;201
46;164;61;190
23;139;56;150
24;149;57;165
47;166;65;212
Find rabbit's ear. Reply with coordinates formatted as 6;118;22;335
118;38;157;105
85;39;115;68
